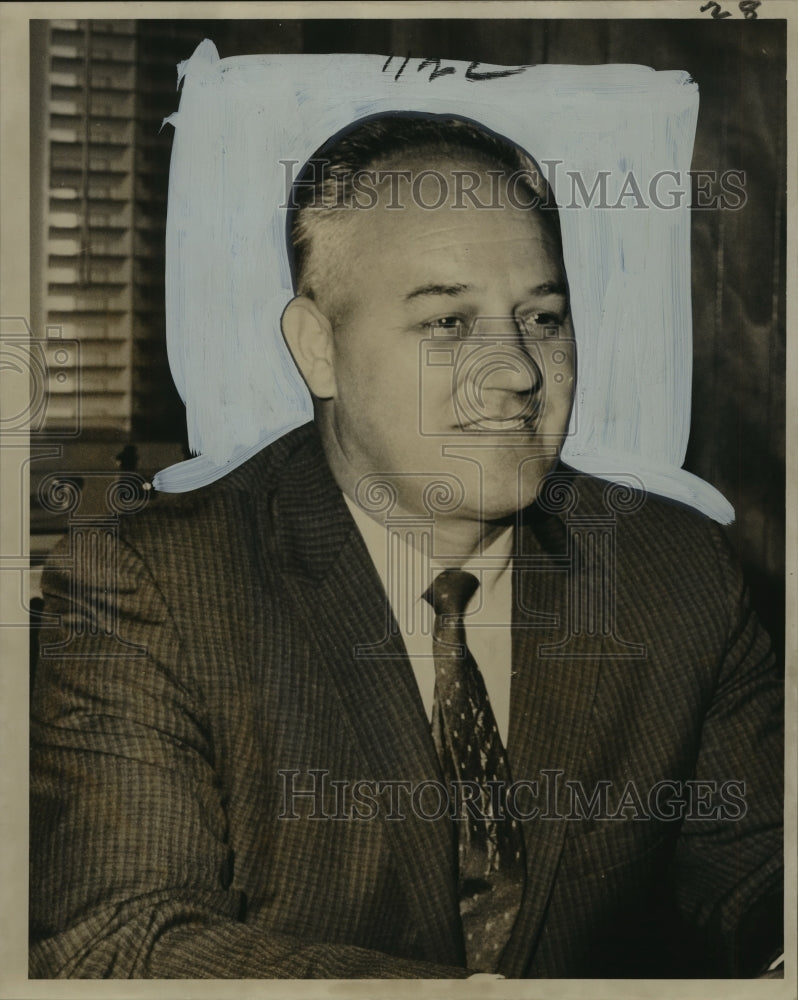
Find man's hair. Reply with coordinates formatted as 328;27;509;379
286;112;562;321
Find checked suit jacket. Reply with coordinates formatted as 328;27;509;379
29;422;783;979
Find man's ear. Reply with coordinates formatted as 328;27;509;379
280;296;336;399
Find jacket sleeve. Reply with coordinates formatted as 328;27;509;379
666;523;783;977
29;532;467;980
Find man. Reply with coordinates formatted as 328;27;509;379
29;114;783;978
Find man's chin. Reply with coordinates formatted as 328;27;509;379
476;492;540;523
478;461;562;519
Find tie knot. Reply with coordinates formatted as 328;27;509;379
423;568;480;618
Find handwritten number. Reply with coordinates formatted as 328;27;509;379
700;0;732;16
382;54;531;83
417;58;456;81
465;61;530;81
699;0;760;18
381;54;412;80
382;54;536;83
395;54;412;80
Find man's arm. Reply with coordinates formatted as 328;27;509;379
666;523;783;977
30;534;467;979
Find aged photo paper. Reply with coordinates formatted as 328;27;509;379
1;2;795;998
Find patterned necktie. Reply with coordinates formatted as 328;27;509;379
423;568;525;972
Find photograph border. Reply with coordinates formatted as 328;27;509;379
2;2;795;998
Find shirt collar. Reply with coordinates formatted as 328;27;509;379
343;493;514;613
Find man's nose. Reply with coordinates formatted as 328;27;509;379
474;351;541;395
467;317;542;391
456;318;543;426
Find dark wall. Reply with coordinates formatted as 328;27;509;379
135;18;786;658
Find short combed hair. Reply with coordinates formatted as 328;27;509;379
286;112;562;319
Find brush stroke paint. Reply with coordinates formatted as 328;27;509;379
154;39;733;524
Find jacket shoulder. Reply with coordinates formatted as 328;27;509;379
119;423;315;547
547;465;724;534
532;465;734;583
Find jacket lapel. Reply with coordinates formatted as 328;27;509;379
498;505;605;977
254;431;608;974
260;428;464;966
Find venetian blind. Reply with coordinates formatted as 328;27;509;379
40;18;137;434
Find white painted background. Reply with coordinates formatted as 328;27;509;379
156;39;733;523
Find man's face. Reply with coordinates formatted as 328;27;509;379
313;161;575;538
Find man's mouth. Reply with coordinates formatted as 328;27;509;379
457;414;540;434
456;393;543;433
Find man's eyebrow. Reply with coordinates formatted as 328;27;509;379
529;280;567;297
403;280;568;303
404;283;469;302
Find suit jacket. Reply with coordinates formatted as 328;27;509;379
29;422;783;978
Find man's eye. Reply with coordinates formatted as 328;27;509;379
425;316;465;335
521;311;567;337
529;312;563;327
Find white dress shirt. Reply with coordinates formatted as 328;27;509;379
344;495;515;745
